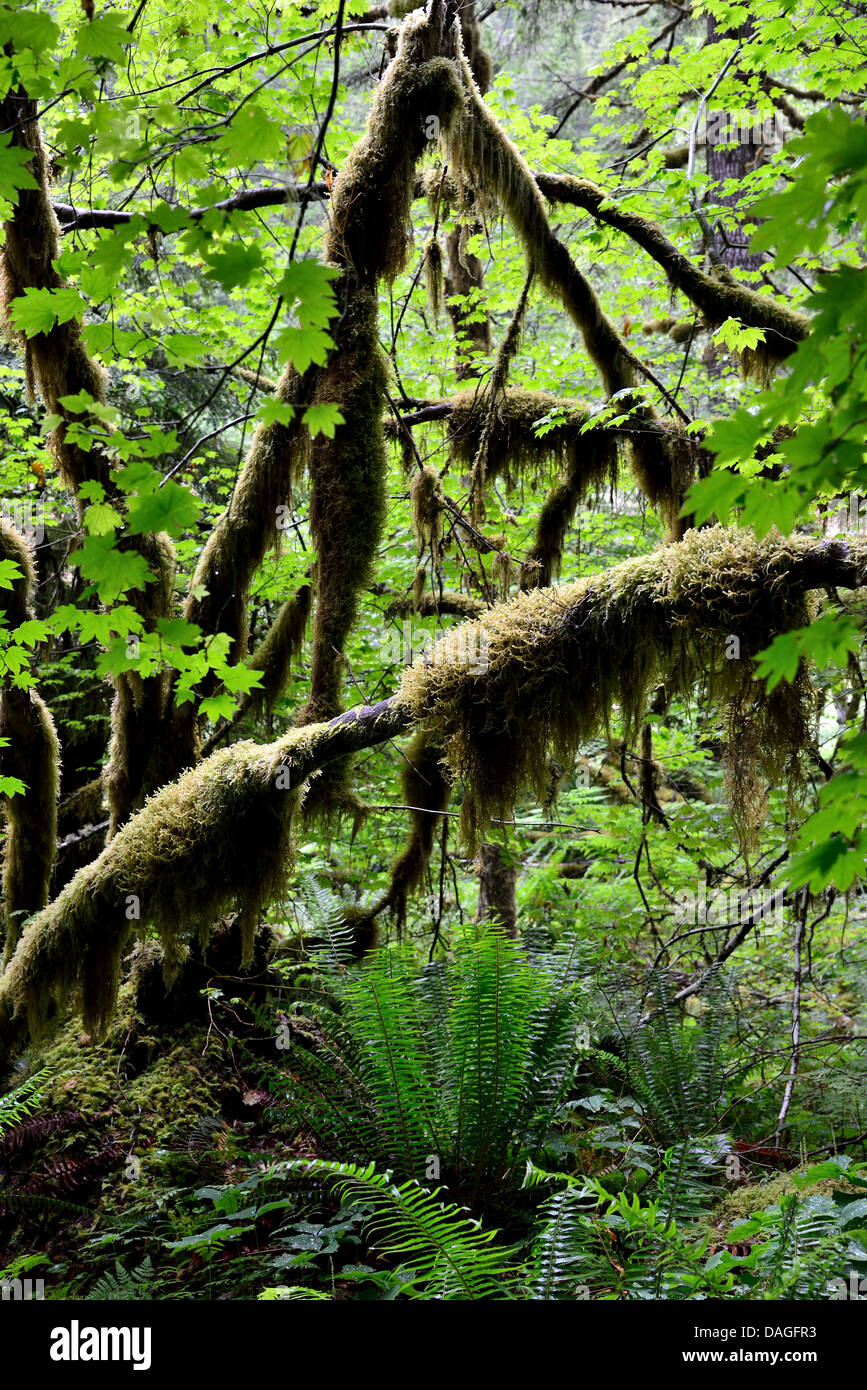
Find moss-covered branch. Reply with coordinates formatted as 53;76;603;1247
398;528;867;844
3;527;866;1058
534;175;809;372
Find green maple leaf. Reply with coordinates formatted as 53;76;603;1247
126;482;200;537
8;287;85;337
275;325;333;373
76;14;130;65
71;535;151;602
303;404;345;438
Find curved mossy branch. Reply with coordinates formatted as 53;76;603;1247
0;699;408;1058
533;175;810;376
3;527;865;1059
443;54;640;398
398;527;867;846
0;520;60;962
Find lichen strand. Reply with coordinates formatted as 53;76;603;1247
397;527;842;847
0;520;60;960
384;730;451;927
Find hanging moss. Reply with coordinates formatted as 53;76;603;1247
383;730;451;928
521;433;619;588
441;46;698;531
57;778;104;837
0;740;298;1047
443;49;638;398
448;385;610;490
396;527;849;847
423;235;444;323
410;464;445;555
467;270;533;516
0;519;60;962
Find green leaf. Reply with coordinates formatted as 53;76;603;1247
302;404;345;438
126;482;200;537
71;535;151;603
76;14;130;65
199;693;237;721
8;287;86;337
84;501;124;536
275;325;333;373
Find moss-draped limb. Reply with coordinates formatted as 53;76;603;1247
182;369;308;671
398;527;867;846
441;56;695;529
443;55;639;398
0;520;60;960
534;175;809;374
